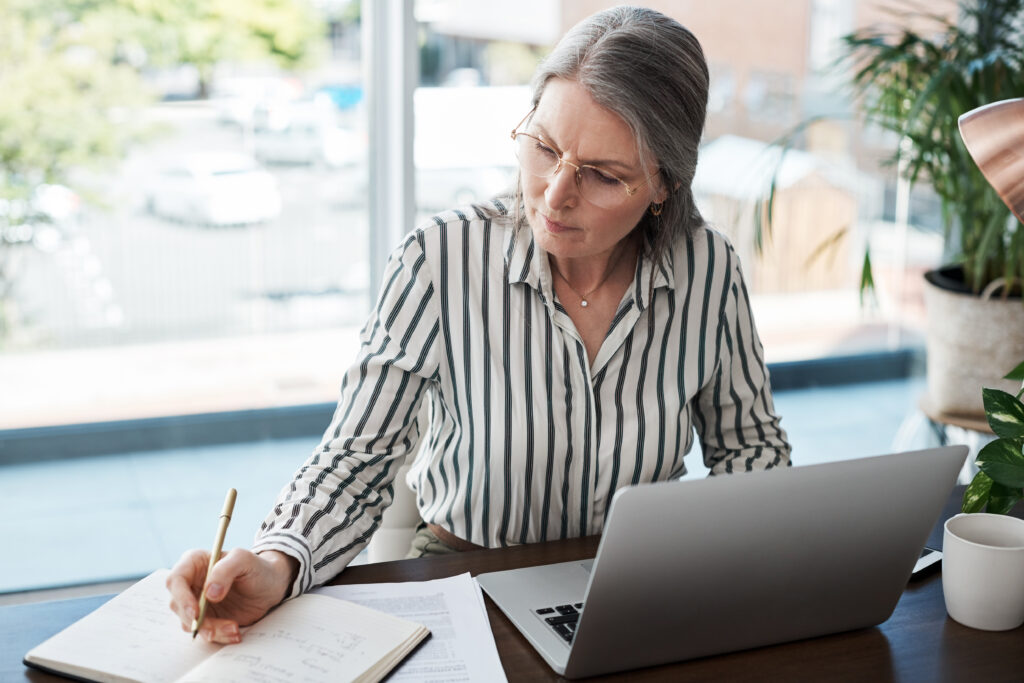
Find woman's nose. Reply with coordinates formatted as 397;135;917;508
544;163;580;210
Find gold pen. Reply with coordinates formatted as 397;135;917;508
191;488;237;640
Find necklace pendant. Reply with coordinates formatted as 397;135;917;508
580;299;589;307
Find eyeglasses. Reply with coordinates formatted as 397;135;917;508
510;109;657;209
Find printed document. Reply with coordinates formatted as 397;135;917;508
316;572;507;682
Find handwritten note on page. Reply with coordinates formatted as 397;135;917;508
24;569;429;683
180;594;427;683
23;570;218;683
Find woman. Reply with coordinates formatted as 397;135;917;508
168;6;791;644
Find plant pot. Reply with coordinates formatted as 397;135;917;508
923;266;1024;417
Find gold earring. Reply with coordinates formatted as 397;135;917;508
650;202;663;216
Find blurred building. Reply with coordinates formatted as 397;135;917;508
561;1;958;154
694;135;864;293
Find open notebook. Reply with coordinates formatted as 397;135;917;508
24;569;430;683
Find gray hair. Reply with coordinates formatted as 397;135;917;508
516;6;710;269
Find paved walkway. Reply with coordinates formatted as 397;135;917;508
0;328;361;429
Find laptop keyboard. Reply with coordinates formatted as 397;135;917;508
534;602;584;643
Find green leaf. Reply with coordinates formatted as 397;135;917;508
803;226;848;269
962;470;993;513
977;438;1024;489
986;481;1024;515
982;388;1024;439
1004;361;1024;382
971;208;1006;292
859;250;876;307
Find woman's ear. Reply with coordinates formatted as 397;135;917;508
651;178;678;205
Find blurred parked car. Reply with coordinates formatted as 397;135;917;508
250;96;365;168
212;76;304;128
253;123;364;168
146;153;282;226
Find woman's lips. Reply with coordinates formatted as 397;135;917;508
543;215;575;234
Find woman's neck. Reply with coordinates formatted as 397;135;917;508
549;234;638;295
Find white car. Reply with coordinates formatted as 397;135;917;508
253;124;364;168
147;152;282;226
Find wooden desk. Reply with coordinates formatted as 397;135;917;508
6;487;1024;682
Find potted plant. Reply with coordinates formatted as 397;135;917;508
962;361;1024;513
846;0;1024;415
761;0;1024;416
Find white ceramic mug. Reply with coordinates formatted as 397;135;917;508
943;513;1024;631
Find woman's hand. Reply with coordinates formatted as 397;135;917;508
166;548;298;644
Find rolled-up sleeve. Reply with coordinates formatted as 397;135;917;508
253;232;440;597
693;249;791;475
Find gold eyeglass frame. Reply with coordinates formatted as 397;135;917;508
510;108;657;204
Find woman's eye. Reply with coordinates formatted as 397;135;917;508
534;142;558;159
585;167;620;186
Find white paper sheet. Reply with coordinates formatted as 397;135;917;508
314;573;507;683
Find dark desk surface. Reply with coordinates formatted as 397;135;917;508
7;487;1024;682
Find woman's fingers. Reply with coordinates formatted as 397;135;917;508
166;550;209;628
194;615;242;644
167;547;289;636
202;548;254;604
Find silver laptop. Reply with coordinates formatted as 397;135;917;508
477;446;967;679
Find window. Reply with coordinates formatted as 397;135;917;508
1;0;960;595
0;1;369;431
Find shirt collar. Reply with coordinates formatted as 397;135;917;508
504;222;542;290
632;241;675;311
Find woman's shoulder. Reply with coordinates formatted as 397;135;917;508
402;197;516;258
668;224;740;267
384;198;515;274
413;198;514;237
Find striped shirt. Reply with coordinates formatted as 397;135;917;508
254;200;790;596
